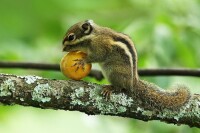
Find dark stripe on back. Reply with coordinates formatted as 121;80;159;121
113;36;136;63
112;45;131;65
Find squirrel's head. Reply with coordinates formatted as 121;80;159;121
62;20;95;53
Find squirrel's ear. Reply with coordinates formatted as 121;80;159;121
81;20;93;34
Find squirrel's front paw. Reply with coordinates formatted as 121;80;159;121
72;59;86;72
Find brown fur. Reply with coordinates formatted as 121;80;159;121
134;80;190;110
63;20;191;110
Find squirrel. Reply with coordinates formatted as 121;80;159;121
62;20;191;110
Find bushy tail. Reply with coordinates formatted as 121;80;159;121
134;79;191;110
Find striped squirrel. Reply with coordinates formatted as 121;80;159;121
62;20;190;110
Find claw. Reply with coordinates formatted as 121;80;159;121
75;66;80;72
101;86;113;100
71;58;86;72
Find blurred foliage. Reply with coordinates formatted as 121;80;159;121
0;0;200;133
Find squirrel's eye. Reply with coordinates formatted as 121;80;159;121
68;33;76;41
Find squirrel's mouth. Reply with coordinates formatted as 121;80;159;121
62;45;85;53
62;41;88;53
62;45;70;52
62;45;76;52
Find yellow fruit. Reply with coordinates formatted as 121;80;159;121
60;51;92;80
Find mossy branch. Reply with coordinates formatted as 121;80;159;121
0;73;199;128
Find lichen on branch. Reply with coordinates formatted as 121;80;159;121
0;73;200;128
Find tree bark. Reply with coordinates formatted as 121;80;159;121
0;73;199;128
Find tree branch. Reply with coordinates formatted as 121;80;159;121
0;62;104;80
0;73;199;128
0;62;200;80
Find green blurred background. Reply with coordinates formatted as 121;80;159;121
0;0;200;133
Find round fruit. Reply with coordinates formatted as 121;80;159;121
60;51;92;80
